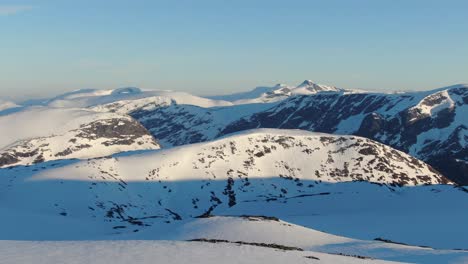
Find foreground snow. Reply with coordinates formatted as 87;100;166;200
1;215;468;263
0;240;402;264
0;129;450;242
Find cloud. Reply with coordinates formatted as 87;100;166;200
0;5;34;16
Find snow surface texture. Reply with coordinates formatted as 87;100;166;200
0;239;403;264
1;212;468;263
0;107;160;167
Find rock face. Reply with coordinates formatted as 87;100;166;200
1;129;449;228
0;109;160;168
126;85;468;184
128;102;275;147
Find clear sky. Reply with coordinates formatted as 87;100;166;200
1;0;467;99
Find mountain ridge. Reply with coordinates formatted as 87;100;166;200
97;82;468;184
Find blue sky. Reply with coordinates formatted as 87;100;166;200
1;0;467;99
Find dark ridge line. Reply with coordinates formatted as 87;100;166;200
374;237;468;252
327;252;374;260
195;214;280;222
188;238;303;251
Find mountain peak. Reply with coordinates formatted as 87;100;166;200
298;80;316;87
294;80;341;94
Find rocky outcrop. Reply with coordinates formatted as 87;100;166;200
0;117;160;168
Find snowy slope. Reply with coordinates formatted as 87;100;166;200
0;99;18;112
18;82;466;183
0;129;449;233
116;82;345;147
1;201;468;263
206;85;281;101
90;95;175;114
122;83;467;184
219;84;468;184
129;102;277;147
40;87;233;108
0;129;466;263
18;82;346;150
138;216;468;263
28;129;449;184
0;107;160;167
207;80;346;105
287;80;344;95
0;239;403;264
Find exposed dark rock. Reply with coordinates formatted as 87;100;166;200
165;208;182;221
188;238;304;251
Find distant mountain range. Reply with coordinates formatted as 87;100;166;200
2;81;468;184
78;81;466;185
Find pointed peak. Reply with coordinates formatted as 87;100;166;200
294;80;341;93
298;80;316;87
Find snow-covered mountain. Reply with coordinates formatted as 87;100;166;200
219;84;468;184
206;85;280;101
246;81;343;104
282;80;344;95
207;80;346;105
88;81;340;113
32;87;233;109
0;129;449;229
119;83;468;184
0;107;160;167
107;81;344;147
128;102;276;146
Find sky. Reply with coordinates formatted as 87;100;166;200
0;0;467;99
